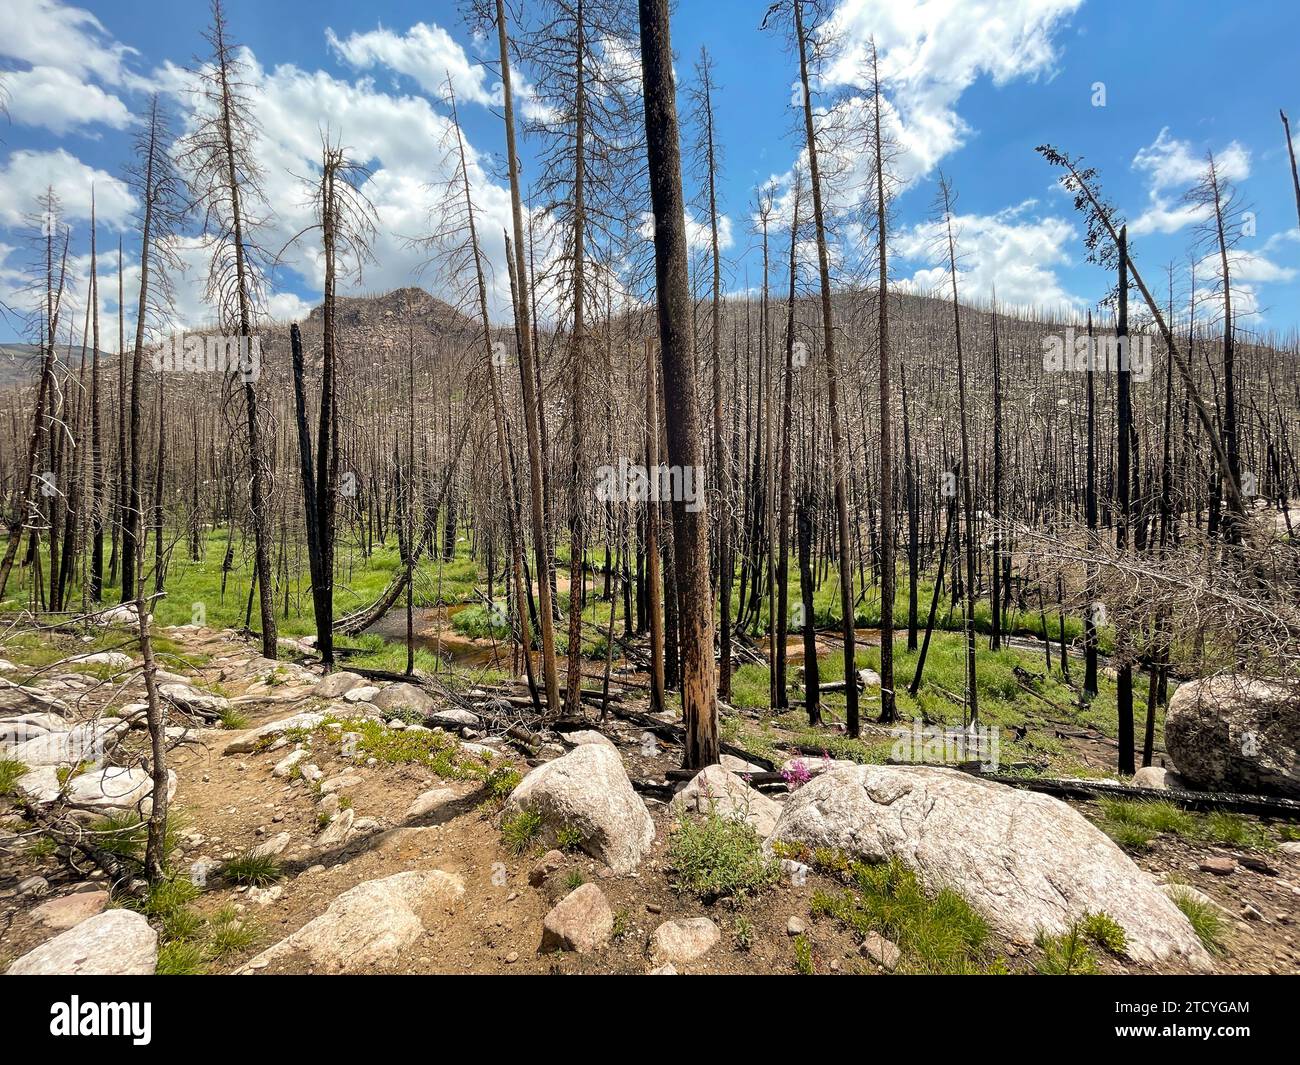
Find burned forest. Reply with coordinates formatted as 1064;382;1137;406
0;0;1298;995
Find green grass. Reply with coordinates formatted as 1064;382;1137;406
313;714;487;780
555;824;584;852
809;854;998;975
0;758;28;796
1081;911;1128;955
1168;886;1229;957
1034;923;1100;974
500;809;543;855
217;706;250;730
562;869;585;891
793;934;814;974
220;850;282;886
156;940;207;976
667;810;779;902
205;906;262;958
1093;799;1276;852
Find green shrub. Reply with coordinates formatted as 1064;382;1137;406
809;856;993;975
220;850;282;887
1081;911;1127;955
1168;886;1228;957
500;809;543;855
667;811;778;902
1034;924;1099;975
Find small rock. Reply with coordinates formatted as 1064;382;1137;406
272;749;307;778
406;787;461;820
528;849;567;886
316;807;354;849
652;917;720;965
786;916;807;936
541;883;614;954
18;875;50;898
29;889;110;929
1200;857;1238;876
649;963;678;975
320;772;363;795
344;685;381;703
862;931;901;971
250;832;291;859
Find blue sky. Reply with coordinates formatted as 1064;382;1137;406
1;0;1297;345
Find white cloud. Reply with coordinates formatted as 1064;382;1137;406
893;199;1081;311
159;47;521;325
0;0;135;85
326;22;497;107
0;148;135;227
820;0;1083;187
3;65;132;133
1129;127;1250;236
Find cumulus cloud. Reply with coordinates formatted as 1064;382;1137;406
0;148;135;227
0;0;138;134
1129;127;1250;236
819;0;1083;188
2;65;132;133
892;199;1081;311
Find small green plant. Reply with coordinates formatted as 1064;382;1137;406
55;760;91;785
218;705;250;730
500;809;543;855
612;908;631;939
220;850;282;887
1034;924;1099;975
563;869;586;891
483;766;522;802
793;934;814;974
1202;811;1273;849
809;855;994;975
205;906;262;958
26;834;58;859
733;915;754;952
156;940;207;976
667;811;779;902
1081;911;1127;955
555;823;584;853
0;758;27;796
1169;886;1228;957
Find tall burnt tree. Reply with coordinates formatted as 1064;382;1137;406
639;0;718;767
181;0;277;656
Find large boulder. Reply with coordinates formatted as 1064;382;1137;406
238;870;464;974
766;763;1212;970
505;744;654;874
223;711;325;754
0;681;68;717
6;909;158;975
370;682;436;715
1164;676;1299;798
8;719;127;767
16;763;176;813
315;671;366;699
671;765;782;837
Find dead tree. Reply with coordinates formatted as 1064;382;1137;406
639;0;718;767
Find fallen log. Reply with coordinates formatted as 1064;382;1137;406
963;769;1300;820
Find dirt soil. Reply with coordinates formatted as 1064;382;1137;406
2;626;1298;975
